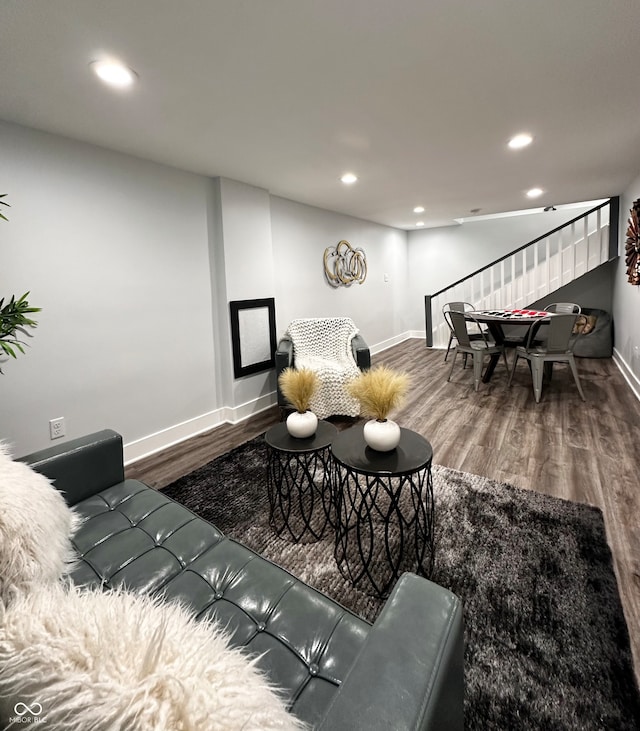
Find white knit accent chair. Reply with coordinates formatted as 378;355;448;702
277;317;369;419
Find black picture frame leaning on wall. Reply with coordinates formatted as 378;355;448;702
229;297;277;379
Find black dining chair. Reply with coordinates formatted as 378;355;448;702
507;313;586;403
444;310;509;391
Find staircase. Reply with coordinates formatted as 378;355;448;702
425;198;619;348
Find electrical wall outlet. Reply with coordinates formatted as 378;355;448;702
49;417;65;440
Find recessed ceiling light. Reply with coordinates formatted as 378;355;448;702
90;60;138;88
526;187;544;198
508;133;533;149
416;221;425;227
413;206;425;214
340;172;358;185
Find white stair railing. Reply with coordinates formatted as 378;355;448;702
425;199;618;348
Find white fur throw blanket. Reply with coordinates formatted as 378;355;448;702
0;584;305;731
0;443;80;607
286;318;361;418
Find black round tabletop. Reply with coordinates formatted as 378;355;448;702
265;420;338;453
331;424;433;476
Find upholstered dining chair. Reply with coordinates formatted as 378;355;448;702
444;310;509;391
442;301;486;361
507;313;586;403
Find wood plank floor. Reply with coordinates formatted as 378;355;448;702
126;338;640;687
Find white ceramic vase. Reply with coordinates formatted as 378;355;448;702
363;418;401;452
286;410;318;438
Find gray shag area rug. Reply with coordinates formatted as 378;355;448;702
162;434;640;730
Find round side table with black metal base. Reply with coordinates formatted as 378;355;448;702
331;424;434;598
264;420;337;543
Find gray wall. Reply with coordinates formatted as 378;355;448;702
0;121;410;458
0;121;218;458
613;176;640;395
215;178;278;413
270;196;409;350
530;260;616;313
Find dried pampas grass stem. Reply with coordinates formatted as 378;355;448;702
347;365;410;421
278;367;318;413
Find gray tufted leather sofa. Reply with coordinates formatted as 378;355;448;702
21;429;464;730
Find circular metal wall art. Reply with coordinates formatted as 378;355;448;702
323;240;367;288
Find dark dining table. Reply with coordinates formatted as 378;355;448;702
467;308;553;381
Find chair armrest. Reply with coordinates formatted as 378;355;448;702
351;334;371;370
275;337;293;371
318;573;464;731
275;338;294;407
18;429;125;506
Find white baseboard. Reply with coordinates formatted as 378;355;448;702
123;392;276;466
613;347;640;402
369;330;414;355
123;410;226;465
224;392;277;425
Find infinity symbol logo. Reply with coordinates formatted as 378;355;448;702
14;702;43;716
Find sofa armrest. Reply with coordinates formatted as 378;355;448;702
352;333;371;370
318;573;464;731
18;429;125;506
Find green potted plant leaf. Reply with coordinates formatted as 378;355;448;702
1;195;41;373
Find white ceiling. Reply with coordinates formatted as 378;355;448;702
1;0;639;229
